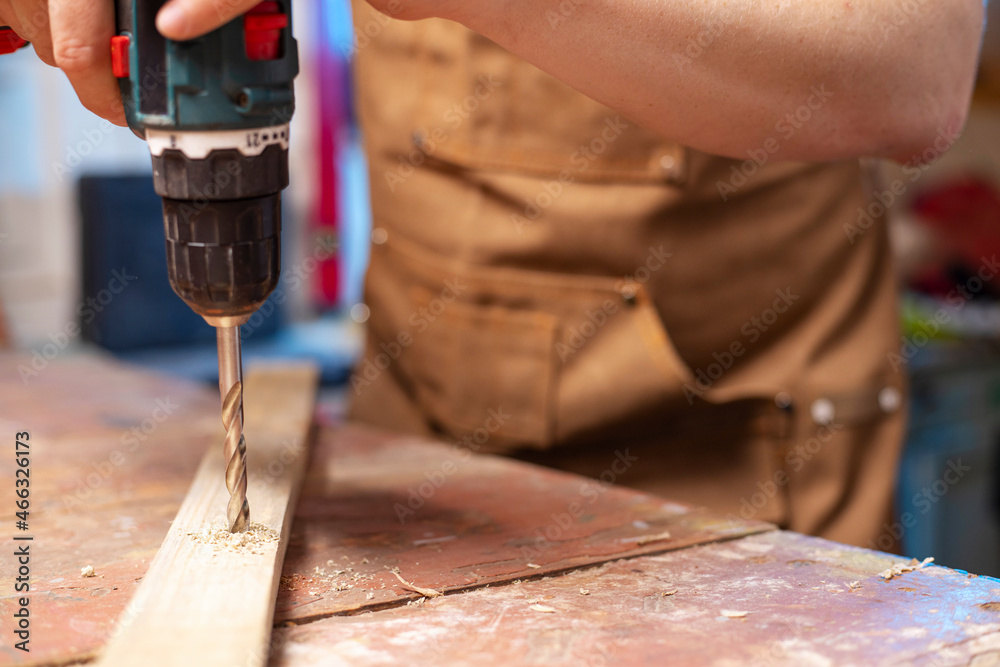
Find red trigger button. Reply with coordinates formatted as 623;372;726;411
244;1;287;61
111;35;130;78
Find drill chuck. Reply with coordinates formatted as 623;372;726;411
151;130;289;325
162;191;281;325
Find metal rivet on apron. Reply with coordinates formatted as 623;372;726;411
350;303;371;323
775;392;793;410
659;155;676;172
810;398;835;425
619;284;638;306
371;228;388;245
878;387;901;413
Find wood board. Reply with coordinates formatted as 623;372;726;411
275;424;774;622
95;363;318;667
13;354;992;666
271;530;1000;666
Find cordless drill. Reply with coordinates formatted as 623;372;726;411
112;0;299;531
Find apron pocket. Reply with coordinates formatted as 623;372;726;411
407;288;560;448
370;232;793;451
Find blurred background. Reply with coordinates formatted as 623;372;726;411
2;0;1000;575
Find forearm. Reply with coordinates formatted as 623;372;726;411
449;0;985;162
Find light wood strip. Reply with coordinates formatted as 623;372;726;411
97;363;319;667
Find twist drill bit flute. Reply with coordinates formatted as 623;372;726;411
218;327;249;532
112;2;298;531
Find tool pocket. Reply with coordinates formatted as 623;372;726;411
406;291;559;445
777;368;907;542
363;233;727;452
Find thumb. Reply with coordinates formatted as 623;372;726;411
156;0;266;41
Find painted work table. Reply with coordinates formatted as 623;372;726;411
0;353;998;666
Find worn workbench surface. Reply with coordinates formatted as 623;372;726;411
1;352;999;666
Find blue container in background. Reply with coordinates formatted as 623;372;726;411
900;340;1000;577
78;174;281;350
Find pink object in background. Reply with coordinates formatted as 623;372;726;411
311;0;349;308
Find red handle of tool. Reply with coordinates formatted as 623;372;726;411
0;26;28;54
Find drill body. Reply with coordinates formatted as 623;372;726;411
114;0;298;326
2;7;297;532
113;0;298;531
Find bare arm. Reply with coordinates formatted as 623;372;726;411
6;0;984;162
375;0;986;162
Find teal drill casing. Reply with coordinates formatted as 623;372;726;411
115;0;298;133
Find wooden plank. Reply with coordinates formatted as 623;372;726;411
275;423;775;621
271;531;1000;666
95;363;318;667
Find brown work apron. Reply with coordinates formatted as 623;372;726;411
348;5;906;549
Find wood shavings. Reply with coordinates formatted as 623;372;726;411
187;520;279;554
80;565;96;578
391;571;442;598
526;563;542;569
662;589;678;596
848;581;862;590
635;530;672;545
530;604;558;613
879;557;934;581
579;588;590;596
721;610;749;618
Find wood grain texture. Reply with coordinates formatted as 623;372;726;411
272;531;1000;666
96;363;318;667
276;424;775;622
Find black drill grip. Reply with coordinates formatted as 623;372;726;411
162;193;281;320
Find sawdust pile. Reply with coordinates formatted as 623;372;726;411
880;556;934;581
188;520;280;553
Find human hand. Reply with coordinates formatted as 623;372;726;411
0;0;263;126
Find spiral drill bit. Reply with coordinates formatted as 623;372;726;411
217;326;250;532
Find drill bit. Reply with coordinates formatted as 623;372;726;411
217;326;249;532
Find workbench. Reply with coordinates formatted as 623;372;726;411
1;353;999;666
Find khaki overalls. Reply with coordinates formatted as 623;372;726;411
348;5;906;548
